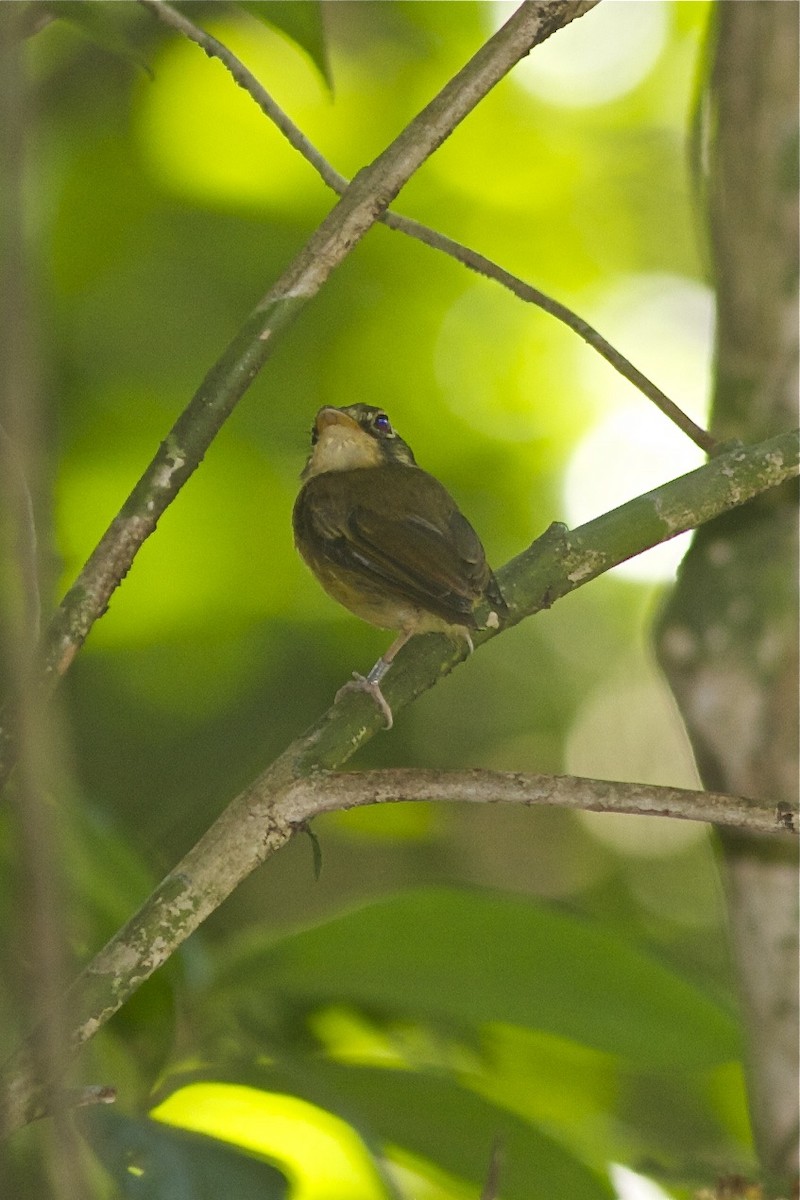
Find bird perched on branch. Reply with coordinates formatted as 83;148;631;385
293;403;507;728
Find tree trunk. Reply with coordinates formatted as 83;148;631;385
657;2;799;1186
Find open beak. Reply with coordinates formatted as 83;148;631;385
314;406;361;435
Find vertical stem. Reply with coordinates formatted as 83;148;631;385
0;13;87;1197
658;2;799;1183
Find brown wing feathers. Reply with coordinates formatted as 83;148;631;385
296;466;496;627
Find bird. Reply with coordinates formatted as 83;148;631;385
292;403;507;728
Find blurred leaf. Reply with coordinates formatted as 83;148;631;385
218;887;740;1070
242;1061;615;1200
0;2;56;43
239;1;331;89
81;1107;289;1200
152;1081;392;1200
49;1;152;74
66;806;179;1098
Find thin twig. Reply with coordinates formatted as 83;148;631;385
141;0;720;456
138;0;346;193
0;427;796;1138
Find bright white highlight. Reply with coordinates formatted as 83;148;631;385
611;1162;676;1200
490;0;669;107
563;274;715;583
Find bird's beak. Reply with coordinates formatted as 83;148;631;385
314;406;360;435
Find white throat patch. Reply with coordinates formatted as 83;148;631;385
304;423;382;478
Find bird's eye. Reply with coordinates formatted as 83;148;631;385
372;412;392;436
310;423;319;446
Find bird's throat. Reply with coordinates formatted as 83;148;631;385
303;423;384;479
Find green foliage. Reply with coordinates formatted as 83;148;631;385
218;887;739;1070
39;1;153;73
251;1063;615;1200
82;1108;289;1199
159;885;746;1192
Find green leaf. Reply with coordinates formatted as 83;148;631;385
220;886;741;1070
50;2;152;75
239;1;331;89
81;1108;289;1200
245;1061;615;1200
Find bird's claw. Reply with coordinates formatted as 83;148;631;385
335;672;394;730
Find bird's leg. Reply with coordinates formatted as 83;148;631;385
335;629;414;731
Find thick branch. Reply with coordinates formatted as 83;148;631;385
1;427;796;1137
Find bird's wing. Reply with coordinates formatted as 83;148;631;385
303;468;490;625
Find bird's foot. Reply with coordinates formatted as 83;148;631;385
335;673;394;730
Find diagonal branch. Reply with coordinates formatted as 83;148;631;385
0;0;597;790
142;0;719;456
1;426;796;1137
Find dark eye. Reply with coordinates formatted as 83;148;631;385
310;423;319;446
372;412;392;435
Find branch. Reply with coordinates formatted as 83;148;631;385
0;0;596;791
270;769;798;835
142;0;720;456
1;426;796;1136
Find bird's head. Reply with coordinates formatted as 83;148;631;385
301;404;417;480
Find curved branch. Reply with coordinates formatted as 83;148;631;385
1;427;796;1137
142;0;719;456
282;768;796;835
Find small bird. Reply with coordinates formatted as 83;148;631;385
292;404;507;728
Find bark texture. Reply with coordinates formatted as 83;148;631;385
657;3;799;1183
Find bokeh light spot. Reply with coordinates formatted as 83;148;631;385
435;284;584;445
567;667;705;856
563;273;714;582
490;0;670;108
610;1162;675;1200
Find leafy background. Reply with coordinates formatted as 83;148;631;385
0;2;757;1197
